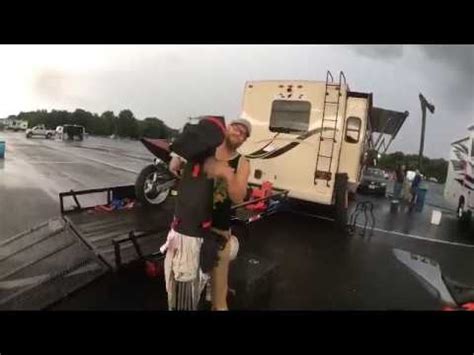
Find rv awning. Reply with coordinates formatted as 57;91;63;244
370;107;409;139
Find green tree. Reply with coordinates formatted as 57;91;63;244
117;109;139;138
378;151;448;183
100;111;117;136
71;109;95;131
6;108;177;140
139;117;167;138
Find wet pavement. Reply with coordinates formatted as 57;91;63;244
1;130;473;310
0;131;153;240
246;205;473;310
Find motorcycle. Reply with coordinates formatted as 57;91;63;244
135;138;177;207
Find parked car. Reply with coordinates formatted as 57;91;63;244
357;167;388;195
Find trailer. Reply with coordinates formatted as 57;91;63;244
444;124;474;224
0;183;288;310
56;124;85;141
5;119;28;132
0;185;173;310
238;71;408;227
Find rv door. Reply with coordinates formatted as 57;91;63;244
338;94;370;185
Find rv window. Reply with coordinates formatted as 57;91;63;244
345;116;362;143
269;100;311;133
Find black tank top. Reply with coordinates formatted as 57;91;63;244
212;154;241;231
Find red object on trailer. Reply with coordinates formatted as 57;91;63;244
145;261;158;278
246;181;273;211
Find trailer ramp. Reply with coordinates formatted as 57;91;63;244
0;218;108;310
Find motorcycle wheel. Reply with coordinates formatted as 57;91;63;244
135;164;172;207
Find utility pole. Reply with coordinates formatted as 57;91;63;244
418;93;435;171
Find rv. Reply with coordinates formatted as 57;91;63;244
444;124;474;223
238;71;408;226
6;119;28;132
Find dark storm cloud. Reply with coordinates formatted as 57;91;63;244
418;45;474;75
20;45;473;159
351;45;405;60
417;45;474;111
347;45;473;157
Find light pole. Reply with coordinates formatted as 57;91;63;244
418;93;435;171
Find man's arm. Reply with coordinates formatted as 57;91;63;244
224;158;250;204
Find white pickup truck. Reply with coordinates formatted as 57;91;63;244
26;125;56;139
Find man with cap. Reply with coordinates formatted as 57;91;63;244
205;117;251;310
168;117;251;310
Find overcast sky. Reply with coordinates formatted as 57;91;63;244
0;45;472;158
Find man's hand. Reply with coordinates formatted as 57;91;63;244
204;156;250;204
169;155;184;178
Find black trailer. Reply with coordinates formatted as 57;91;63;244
0;183;288;310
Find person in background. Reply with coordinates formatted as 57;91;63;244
409;169;422;211
394;164;406;200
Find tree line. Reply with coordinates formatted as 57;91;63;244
378;151;449;183
4;109;179;140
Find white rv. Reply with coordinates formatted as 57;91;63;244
444;124;474;222
6;119;28;132
238;71;408;226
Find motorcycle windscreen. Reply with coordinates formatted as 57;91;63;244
140;138;171;163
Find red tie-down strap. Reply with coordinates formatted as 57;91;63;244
461;302;474;311
201;220;212;229
442;303;474;311
145;261;158;278
171;217;180;230
192;163;201;177
442;306;457;311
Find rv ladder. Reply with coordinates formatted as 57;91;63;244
314;71;346;186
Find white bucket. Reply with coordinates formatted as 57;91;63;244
431;210;442;225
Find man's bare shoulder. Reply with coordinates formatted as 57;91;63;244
237;156;250;179
238;155;250;169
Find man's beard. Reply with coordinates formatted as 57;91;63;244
225;137;242;151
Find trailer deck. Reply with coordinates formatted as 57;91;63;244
0;183;288;310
